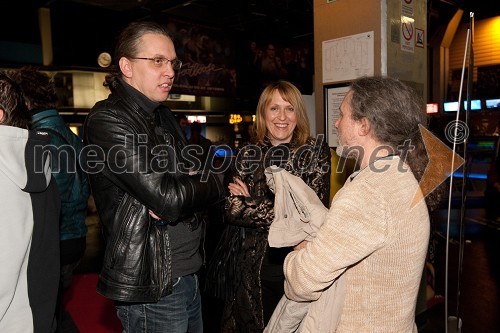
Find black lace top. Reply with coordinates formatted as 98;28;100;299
206;135;331;332
225;136;331;228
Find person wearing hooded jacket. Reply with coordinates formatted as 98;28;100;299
10;66;91;332
0;71;60;333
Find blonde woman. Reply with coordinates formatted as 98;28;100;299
206;80;331;332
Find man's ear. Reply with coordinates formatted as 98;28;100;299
358;117;371;136
0;109;4;124
119;57;133;78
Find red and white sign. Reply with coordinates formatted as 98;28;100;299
401;16;414;53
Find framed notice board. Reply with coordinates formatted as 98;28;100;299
324;83;350;147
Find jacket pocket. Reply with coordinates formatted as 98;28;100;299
105;193;139;269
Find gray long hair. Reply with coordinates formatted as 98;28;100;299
349;76;444;210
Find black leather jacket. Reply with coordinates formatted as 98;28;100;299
83;80;224;302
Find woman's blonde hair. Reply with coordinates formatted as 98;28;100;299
254;80;310;145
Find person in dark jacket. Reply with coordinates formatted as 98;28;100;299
83;21;224;332
0;71;60;333
10;66;91;332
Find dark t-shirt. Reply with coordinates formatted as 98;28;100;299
168;222;203;278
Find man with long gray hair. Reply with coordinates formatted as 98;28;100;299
282;76;444;332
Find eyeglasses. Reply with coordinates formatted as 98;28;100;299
131;57;182;71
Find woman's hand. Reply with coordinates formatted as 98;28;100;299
228;177;250;197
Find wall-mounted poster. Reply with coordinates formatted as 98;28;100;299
322;31;374;83
324;83;350;147
166;18;237;97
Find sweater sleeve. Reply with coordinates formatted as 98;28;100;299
284;179;389;301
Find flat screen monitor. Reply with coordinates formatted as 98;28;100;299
443;101;459;112
485;98;500;109
463;99;481;111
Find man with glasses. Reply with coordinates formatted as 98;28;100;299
84;21;224;332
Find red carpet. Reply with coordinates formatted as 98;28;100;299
64;273;122;332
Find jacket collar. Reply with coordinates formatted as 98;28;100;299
118;79;160;116
30;108;60;126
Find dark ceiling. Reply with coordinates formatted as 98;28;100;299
59;0;316;39
0;0;316;68
0;0;498;69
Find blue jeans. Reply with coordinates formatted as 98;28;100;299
116;274;203;333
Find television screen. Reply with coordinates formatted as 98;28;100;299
463;99;482;111
444;101;459;112
485;98;500;109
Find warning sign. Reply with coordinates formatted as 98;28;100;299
402;0;413;16
401;16;414;53
415;28;424;48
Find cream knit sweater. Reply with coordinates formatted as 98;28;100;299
284;157;429;333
